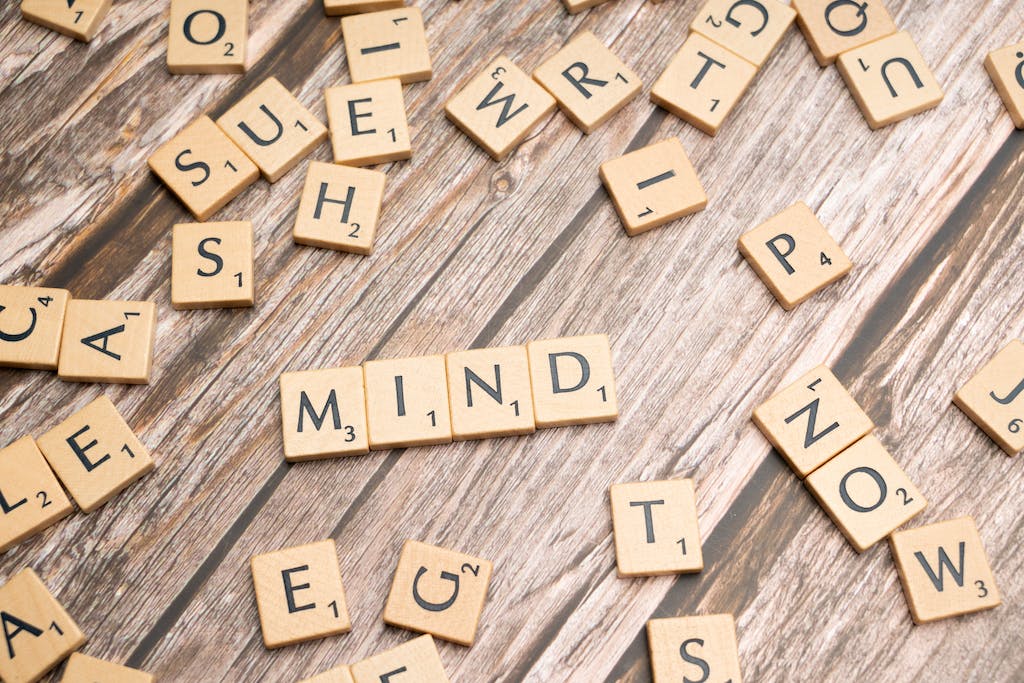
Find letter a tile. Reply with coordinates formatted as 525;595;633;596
527;334;618;428
62;653;154;683
0;437;73;554
690;0;796;68
610;479;703;577
363;356;452;449
791;0;897;66
57;300;157;384
985;42;1024;129
325;79;411;166
21;0;111;42
350;635;449;683
279;366;369;462
294;161;386;255
953;339;1024;455
341;7;432;84
0;285;70;370
301;664;355;683
647;614;742;683
167;0;248;74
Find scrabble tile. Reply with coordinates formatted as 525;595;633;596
56;300;156;385
953;339;1024;455
342;7;432;84
445;346;535;440
0;286;70;370
279;366;369;462
0;568;86;683
791;0;897;66
216;77;328;183
647;614;742;683
325;0;402;16
36;396;154;514
0;437;73;554
363;356;452;449
167;0;247;74
325;79;411;166
610;479;703;577
350;635;449;683
836;31;943;129
805;435;927;552
599;138;707;236
250;540;351;649
21;0;111;42
383;540;493;646
561;0;609;15
889;517;1001;624
752;365;873;478
148;116;259;221
737;201;852;310
293;161;386;255
171;221;255;310
62;653;154;683
985;42;1024;129
300;664;355;683
690;0;796;68
526;334;618;428
650;32;757;136
444;56;557;161
532;31;642;134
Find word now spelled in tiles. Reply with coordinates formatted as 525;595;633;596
690;0;796;68
167;0;247;74
148;115;259;221
532;31;641;134
21;0;111;42
445;346;535;440
527;334;617;428
791;0;897;66
364;355;452;449
251;539;351;649
647;614;742;683
36;396;154;514
326;79;411;166
217;77;327;183
172;221;254;310
651;32;757;136
350;635;449;683
890;517;1001;624
0;437;72;554
57;300;156;384
325;0;402;16
738;201;852;310
954;339;1024;455
753;364;873;477
611;479;703;577
836;31;943;129
300;664;355;683
383;540;493;646
985;42;1024;129
342;7;432;84
445;56;556;161
805;435;926;552
294;161;385;254
0;285;69;370
279;366;369;462
62;653;155;683
0;568;86;683
600;137;707;236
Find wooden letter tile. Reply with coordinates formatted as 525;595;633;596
444;56;556;161
148;115;259;221
737;201;852;310
217;77;328;182
167;0;247;74
325;0;402;16
363;356;452;449
532;31;642;134
342;7;432;84
350;635;449;683
752;364;873;477
610;479;703;577
171;221;254;310
651;33;757;136
647;614;742;683
57;300;156;384
792;0;896;66
251;539;351;649
599;137;707;236
836;31;943;129
953;339;1024;455
383;540;493;646
325;79;411;166
62;653;154;683
805;435;926;552
690;0;796;68
36;396;154;514
527;334;617;428
0;285;70;370
279;366;369;462
889;517;1001;624
985;42;1024;129
561;0;609;15
21;0;111;42
445;346;535;440
0;437;72;554
0;568;86;683
293;161;386;255
301;664;354;683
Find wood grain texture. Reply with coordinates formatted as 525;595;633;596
1;0;1022;681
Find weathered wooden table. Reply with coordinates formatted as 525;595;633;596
2;0;1021;680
